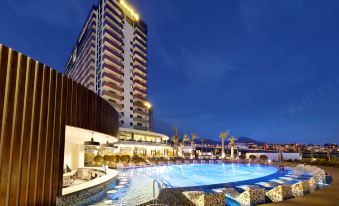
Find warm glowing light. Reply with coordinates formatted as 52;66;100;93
144;101;152;109
120;0;140;21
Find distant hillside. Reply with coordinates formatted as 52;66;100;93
201;136;266;145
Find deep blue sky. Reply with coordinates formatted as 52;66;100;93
1;0;339;144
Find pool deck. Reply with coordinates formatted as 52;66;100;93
263;163;339;206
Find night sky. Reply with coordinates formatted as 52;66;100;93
1;0;338;144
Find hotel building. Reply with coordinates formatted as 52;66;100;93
65;0;150;131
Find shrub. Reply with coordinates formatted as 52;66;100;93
249;155;257;160
239;154;246;160
103;155;110;161
94;155;103;163
259;155;268;161
120;155;130;162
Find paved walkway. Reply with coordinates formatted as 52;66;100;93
263;164;339;206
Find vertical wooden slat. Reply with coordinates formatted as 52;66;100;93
9;54;27;206
19;58;36;206
35;66;50;204
43;68;57;205
27;62;43;205
0;50;18;205
0;46;9;143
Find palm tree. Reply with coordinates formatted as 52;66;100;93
228;136;237;159
182;134;190;144
191;133;197;157
219;131;229;158
200;138;205;156
171;126;180;157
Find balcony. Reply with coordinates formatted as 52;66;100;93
134;58;147;68
134;30;147;42
133;44;147;55
134;50;147;61
103;37;123;53
110;102;123;110
102;63;123;77
104;20;123;37
103;54;123;69
133;101;146;108
134;36;147;49
134;94;146;101
104;12;123;29
103;45;123;60
104;4;123;20
134;65;147;76
133;117;149;124
102;72;123;85
134;79;147;88
102;81;123;93
133;125;148;131
134;73;147;82
133;109;148;116
107;0;123;13
102;90;123;101
134;87;147;95
104;29;123;45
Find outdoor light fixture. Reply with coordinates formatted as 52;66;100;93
84;132;100;146
144;101;152;109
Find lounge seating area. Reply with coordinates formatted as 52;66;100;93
182;164;329;206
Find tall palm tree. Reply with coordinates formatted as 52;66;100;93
219;131;229;158
191;133;197;157
171;127;180;157
228;136;237;159
200;138;205;156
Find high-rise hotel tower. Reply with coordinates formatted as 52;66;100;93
65;0;151;131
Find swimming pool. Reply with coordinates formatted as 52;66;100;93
89;163;280;205
144;163;278;187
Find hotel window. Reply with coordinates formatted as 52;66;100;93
130;122;133;126
130;92;133;95
130;107;133;110
130;62;133;66
130;99;133;103
137;123;142;126
130;114;133;118
121;120;124;124
130;77;133;81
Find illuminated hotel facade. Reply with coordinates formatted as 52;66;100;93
65;0;151;131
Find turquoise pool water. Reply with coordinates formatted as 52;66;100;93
142;163;278;187
89;163;279;205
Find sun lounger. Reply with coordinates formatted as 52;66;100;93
176;160;182;165
167;161;173;165
140;162;146;167
183;190;226;206
193;160;198;164
224;185;266;206
200;160;206;164
216;160;222;164
184;160;190;164
208;160;214;164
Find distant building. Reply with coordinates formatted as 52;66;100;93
65;0;151;131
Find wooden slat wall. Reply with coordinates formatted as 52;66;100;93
0;44;119;205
